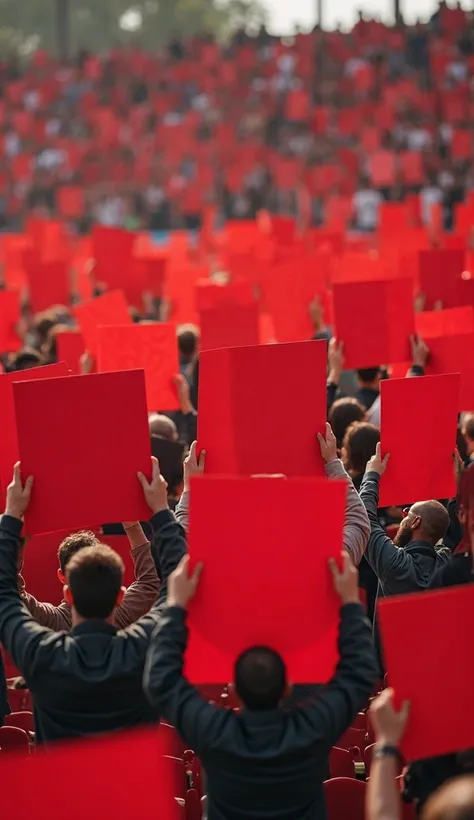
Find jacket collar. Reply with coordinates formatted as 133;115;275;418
70;620;117;637
405;540;438;553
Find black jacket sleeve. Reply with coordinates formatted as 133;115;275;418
149;509;187;607
295;602;378;747
143;605;228;754
0;515;53;679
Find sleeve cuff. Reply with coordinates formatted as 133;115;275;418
410;365;425;376
365;471;381;482
150;509;176;532
0;515;24;537
167;604;187;621
340;602;365;617
325;459;346;478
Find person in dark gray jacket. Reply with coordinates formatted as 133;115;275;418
144;552;378;820
359;443;452;598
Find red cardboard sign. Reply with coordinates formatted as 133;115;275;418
186;475;347;683
199;303;260;352
13;370;151;535
423;333;474;411
379;585;474;761
333;278;415;369
92;225;136;292
0;290;21;352
0;362;69;505
74;290;131;356
56;330;86;375
198;340;327;476
416;306;474;338
97;323;179;411
1;727;180;820
418;249;465;310
25;254;70;313
379;374;460;506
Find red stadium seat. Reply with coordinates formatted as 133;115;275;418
334;727;368;759
324;777;366;820
329;746;355;779
4;711;34;733
0;726;30;755
161;722;187;760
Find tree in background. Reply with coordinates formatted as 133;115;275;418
0;0;269;54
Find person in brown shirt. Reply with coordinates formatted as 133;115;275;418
18;522;160;630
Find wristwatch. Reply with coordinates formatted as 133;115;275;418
373;744;403;764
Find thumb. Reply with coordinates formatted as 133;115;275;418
198;448;206;470
400;700;410;722
188;440;197;462
191;561;204;586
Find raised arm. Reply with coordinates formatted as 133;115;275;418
318;423;370;566
326;339;344;414
366;689;410;820
144;556;229;754
175;441;206;534
298;553;378;747
113;522;160;628
0;465;52;678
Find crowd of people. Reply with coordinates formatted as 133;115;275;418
0;4;474;234
0;7;474;820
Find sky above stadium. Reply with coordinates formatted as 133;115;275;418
264;0;470;31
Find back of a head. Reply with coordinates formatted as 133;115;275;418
66;545;124;620
58;530;100;574
342;421;380;475
177;324;200;359
234;646;286;711
329;397;366;449
462;414;474;443
422;775;474;820
357;367;381;385
148;413;178;441
7;347;44;372
413;499;450;544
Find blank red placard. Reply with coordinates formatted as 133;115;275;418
416;306;474;338
1;727;180;820
97;323;179;411
198;340;328;476
199;303;260;352
0;362;69;506
25;255;70;313
186;475;347;683
418;249;465;310
422;332;474;411
333;278;415;369
379;585;474;761
13;369;151;535
379;374;459;507
56;330;86;375
0;289;21;352
74;290;131;356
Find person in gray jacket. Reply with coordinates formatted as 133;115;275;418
177;425;370;568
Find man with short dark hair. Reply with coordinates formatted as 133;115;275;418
144;552;378;820
0;458;185;744
18;522;160;630
355;367;382;410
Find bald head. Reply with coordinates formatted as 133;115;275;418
410;500;449;544
422;775;474;820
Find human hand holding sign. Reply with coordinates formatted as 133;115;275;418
5;462;34;520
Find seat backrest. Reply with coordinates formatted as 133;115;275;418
161;722;187;759
0;726;29;754
324;777;366;820
334;726;367;757
330;746;355;779
4;711;34;733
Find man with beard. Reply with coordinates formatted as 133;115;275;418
359;443;451;672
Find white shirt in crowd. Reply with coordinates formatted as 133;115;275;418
352;188;383;230
420;186;443;224
4;131;20;157
406;128;432;151
94;196;126;226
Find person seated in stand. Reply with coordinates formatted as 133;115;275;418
148;413;179;441
177;324;200;380
0;458;186;744
144;552;378;820
461;413;474;466
18;521;160;630
355;367;382;410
